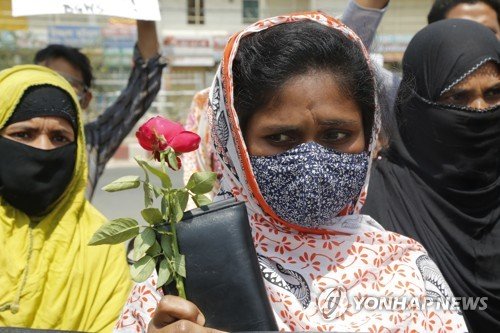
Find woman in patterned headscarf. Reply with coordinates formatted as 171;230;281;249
115;13;466;332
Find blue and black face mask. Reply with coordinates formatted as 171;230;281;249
250;142;368;228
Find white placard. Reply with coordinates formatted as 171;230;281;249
12;0;161;21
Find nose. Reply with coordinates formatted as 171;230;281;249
469;97;490;110
33;135;56;150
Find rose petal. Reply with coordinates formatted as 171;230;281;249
169;131;201;153
147;116;185;142
136;128;153;151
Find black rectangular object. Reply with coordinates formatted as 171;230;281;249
161;199;278;332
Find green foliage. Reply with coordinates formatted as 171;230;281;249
90;146;218;297
157;258;173;287
186;172;217;194
102;176;140;192
131;255;156;283
141;208;164;225
192;194;211;207
133;227;156;261
88;218;139;245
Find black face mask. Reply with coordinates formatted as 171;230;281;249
0;137;76;216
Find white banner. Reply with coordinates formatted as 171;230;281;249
12;0;161;21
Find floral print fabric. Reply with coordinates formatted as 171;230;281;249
114;12;467;332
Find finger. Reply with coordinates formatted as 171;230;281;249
169;320;226;333
150;295;205;328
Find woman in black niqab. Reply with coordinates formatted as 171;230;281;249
362;19;500;332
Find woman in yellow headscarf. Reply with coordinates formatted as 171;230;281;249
0;65;131;332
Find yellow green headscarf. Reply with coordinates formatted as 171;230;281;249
0;65;132;332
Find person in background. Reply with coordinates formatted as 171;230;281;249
342;0;500;157
0;65;131;331
344;0;500;108
362;19;500;332
116;13;466;333
182;88;221;204
428;0;500;37
35;20;166;200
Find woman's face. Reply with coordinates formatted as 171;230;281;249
244;72;365;156
0;116;75;150
438;62;500;109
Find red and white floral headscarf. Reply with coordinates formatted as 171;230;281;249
115;12;466;333
207;12;466;332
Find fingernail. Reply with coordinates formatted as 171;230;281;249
196;312;206;326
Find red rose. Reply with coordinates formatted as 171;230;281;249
136;116;201;160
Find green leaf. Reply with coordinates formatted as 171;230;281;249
169;194;183;223
147;240;162;256
141;208;164;225
147;164;172;188
157;258;173;287
186;172;217;194
175;254;186;278
137;157;173;188
192;194;212;208
88;218;139;245
152;185;163;198
167;150;179;171
135;157;150;183
143;182;153;208
102;176;140;192
160;234;174;258
130;255;156;283
176;190;189;212
133;228;156;260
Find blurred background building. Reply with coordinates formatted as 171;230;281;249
0;0;432;155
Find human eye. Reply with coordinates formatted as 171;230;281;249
266;133;296;144
50;130;73;145
322;130;349;142
51;135;70;144
7;130;33;142
485;87;500;105
446;91;470;105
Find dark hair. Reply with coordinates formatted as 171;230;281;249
428;0;500;24
232;20;375;145
34;44;93;89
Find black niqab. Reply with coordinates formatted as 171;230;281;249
363;19;500;332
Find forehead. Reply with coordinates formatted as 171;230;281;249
451;62;499;90
446;2;499;27
40;57;84;83
257;72;362;121
5;116;73;128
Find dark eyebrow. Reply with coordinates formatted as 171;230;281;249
259;125;300;133
318;119;360;126
486;82;500;90
52;129;74;136
5;125;37;132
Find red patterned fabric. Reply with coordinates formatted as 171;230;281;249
115;12;467;332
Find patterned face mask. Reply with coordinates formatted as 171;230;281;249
250;142;368;228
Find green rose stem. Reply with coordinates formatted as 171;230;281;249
88;116;216;301
160;151;186;300
169;217;186;299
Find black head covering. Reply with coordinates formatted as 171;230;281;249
363;19;500;332
5;84;77;132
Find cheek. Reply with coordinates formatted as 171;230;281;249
345;128;366;154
